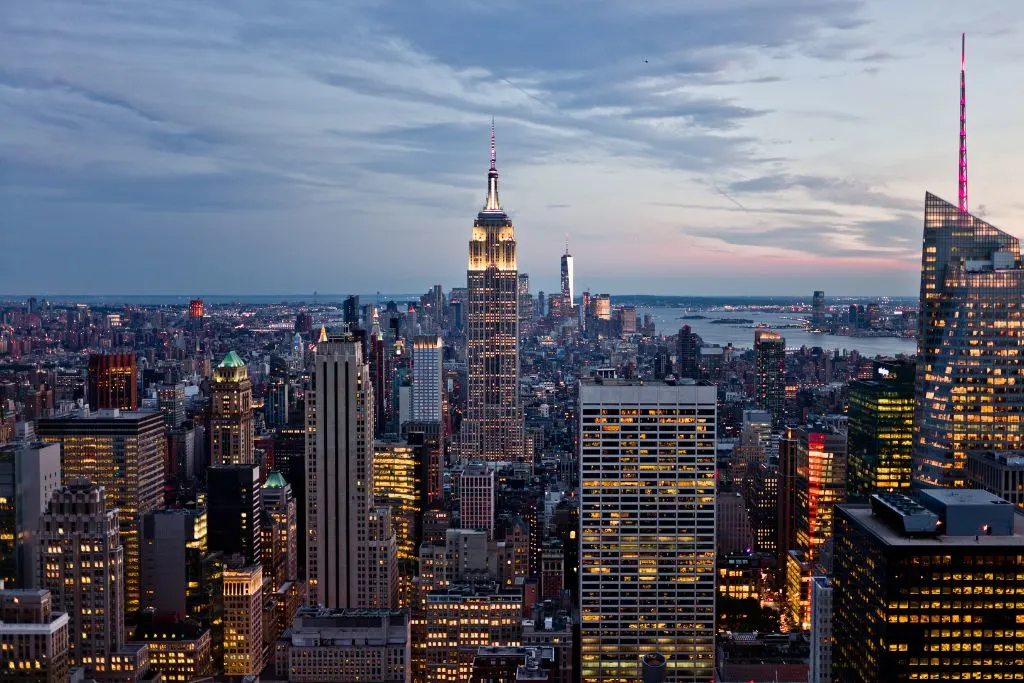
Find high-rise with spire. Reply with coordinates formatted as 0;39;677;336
560;237;574;307
464;122;524;461
913;34;1024;487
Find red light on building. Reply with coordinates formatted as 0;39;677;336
190;299;204;319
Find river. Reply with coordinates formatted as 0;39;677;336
639;307;917;357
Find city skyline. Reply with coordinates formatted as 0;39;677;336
4;2;1024;296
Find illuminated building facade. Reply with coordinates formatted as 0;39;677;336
411;335;443;423
189;299;204;320
414;585;523;682
38;409;164;615
966;450;1024;509
87;353;138;411
222;563;265;677
157;383;185;428
306;334;385;609
262;470;298;593
847;359;915;501
579;380;716;682
808;576;833;683
0;442;61;589
914;193;1024;487
464;125;524;462
460;462;495;539
833;491;1024;682
373;439;424;567
273;607;410;682
127;619;212;683
38;481;124;674
210;351;254;466
0;588;70;683
754;330;786;427
811;290;826;329
746;460;778;554
795;426;847;562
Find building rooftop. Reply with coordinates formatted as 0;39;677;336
969;450;1024;467
264;470;287;489
218;350;246;368
840;502;1024;547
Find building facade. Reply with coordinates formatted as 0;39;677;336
464;127;524;462
847;359;915;501
38;481;124;674
87;353;138;411
207;464;262;565
579;380;717;682
210;351;254;466
262;470;298;592
754;330;786;427
460;462;495;539
222;563;265;677
914;194;1024;487
411;335;443;424
0;588;70;683
0;442;61;588
38;409;164;615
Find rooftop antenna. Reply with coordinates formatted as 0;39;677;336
958;32;968;213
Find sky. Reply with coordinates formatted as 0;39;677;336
2;0;1023;297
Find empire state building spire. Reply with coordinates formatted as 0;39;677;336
484;118;501;212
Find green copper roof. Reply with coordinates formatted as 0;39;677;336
218;350;246;368
265;470;287;489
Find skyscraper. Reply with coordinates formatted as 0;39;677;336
307;333;391;608
811;290;826;329
87;353;138;411
754;330;786;427
518;272;534;334
560;239;574;305
0;442;61;588
207;464;262;565
464;123;524;462
847;359;915;501
210;351;254;466
677;325;699;379
38;409;165;615
411;335;443;424
833;490;1024;682
222;563;265;676
460;462;495;539
913;36;1024;487
157;382;185;428
262;470;298;593
140;506;209;619
913;194;1024;487
0;588;70;683
579;380;716;683
38;481;124;673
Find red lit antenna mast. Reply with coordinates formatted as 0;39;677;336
958;33;968;213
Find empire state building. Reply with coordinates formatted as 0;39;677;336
464;124;524;461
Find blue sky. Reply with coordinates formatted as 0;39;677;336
2;0;1022;296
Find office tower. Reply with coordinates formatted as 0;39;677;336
189;298;204;320
676;325;699;379
414;584;524;682
140;507;209;619
460;462;495;539
539;541;564;599
754;330;786;427
343;294;360;327
222;563;265;677
157;382;185;428
914;37;1024;485
914;194;1024;486
262;470;297;593
373;439;424;563
407;421;445;507
411;335;443;423
210;351;254;466
579;380;717;683
273;607;410;682
266;373;289;427
464;123;524;462
295;312;313;334
207;464;261;565
306;333;383;608
716;492;753;554
127;619;213;683
747;461;778;554
833;490;1024;682
38;409;164;615
0;588;70;683
618;305;637;335
87;352;138;410
0;442;61;588
808;576;833;683
847;359;915;501
519;273;534;333
38;481;124;673
366;506;398;608
560;240;575;306
775;428;800;573
811;290;825;329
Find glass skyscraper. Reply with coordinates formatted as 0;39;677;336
847;359;915;501
755;330;786;427
914;193;1024;487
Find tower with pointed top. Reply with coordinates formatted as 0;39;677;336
210;351;254;466
560;236;574;308
464;122;525;461
912;36;1024;487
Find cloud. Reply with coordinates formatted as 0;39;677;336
724;174;919;212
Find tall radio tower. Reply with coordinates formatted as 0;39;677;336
958;32;968;213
